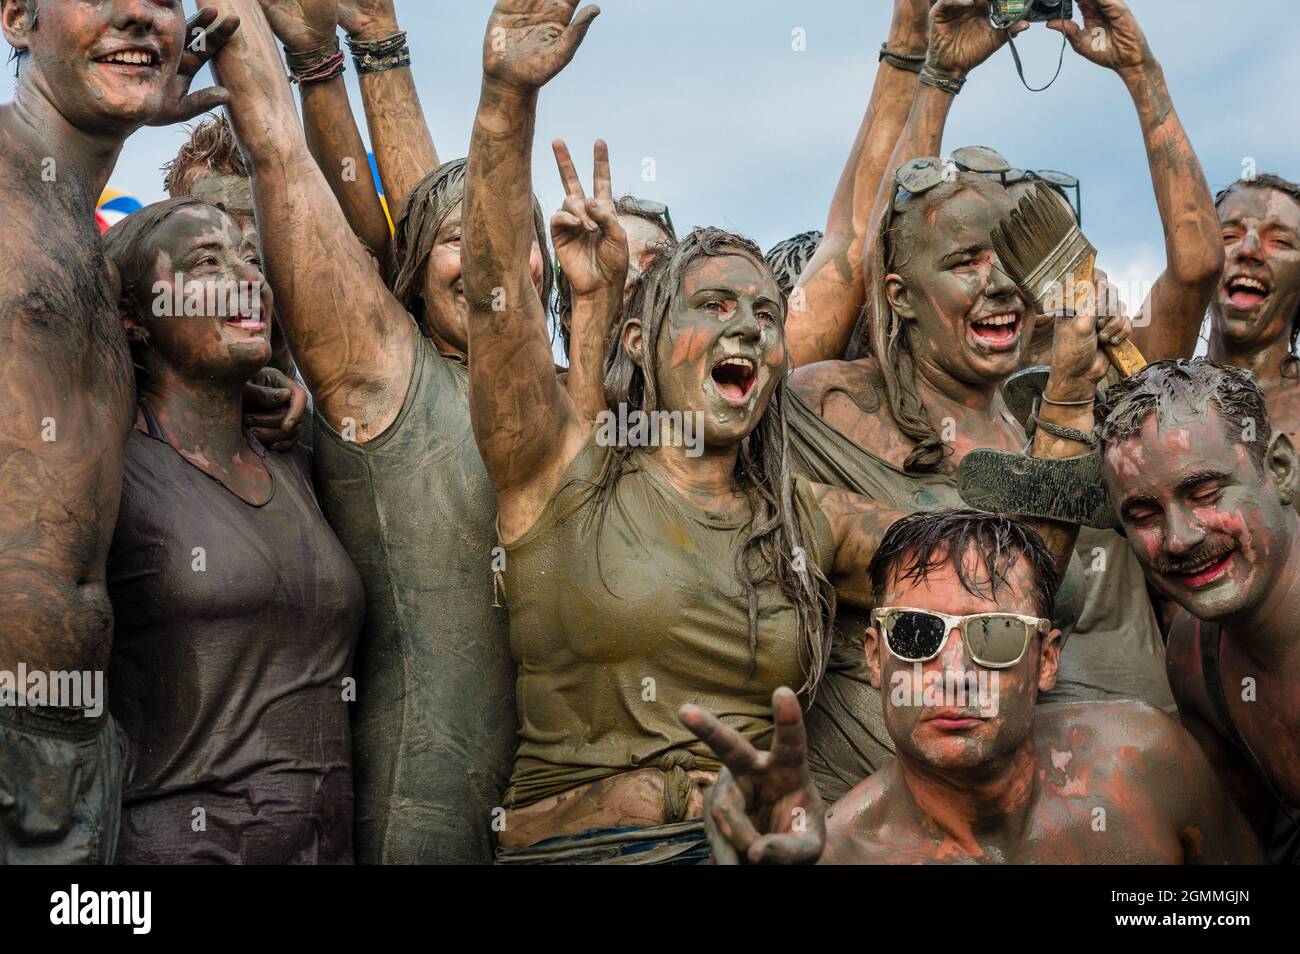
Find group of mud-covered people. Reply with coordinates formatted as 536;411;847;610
0;0;1297;866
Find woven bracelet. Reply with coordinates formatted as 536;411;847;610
286;39;345;85
879;43;924;74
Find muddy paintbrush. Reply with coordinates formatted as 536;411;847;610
990;185;1146;377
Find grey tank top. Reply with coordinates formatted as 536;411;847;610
312;335;516;864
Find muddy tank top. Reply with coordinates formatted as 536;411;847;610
311;335;516;863
502;430;836;807
107;424;363;863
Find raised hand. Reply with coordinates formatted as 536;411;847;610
551;139;627;298
927;0;1026;77
257;0;339;52
679;688;826;865
1045;268;1132;399
1048;0;1153;75
337;0;399;39
149;7;240;126
482;0;600;92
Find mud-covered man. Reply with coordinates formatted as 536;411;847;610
0;0;234;863
681;510;1262;864
1098;358;1300;863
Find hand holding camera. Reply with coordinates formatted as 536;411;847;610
1046;0;1155;76
927;0;1028;79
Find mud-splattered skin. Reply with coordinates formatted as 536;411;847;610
0;0;187;676
1103;406;1300;829
820;558;1261;864
1209;188;1300;445
125;204;276;504
792;183;1030;470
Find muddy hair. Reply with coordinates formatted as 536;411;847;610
599;226;836;696
1097;358;1271;470
162;114;249;199
868;171;998;474
764;230;823;299
868;509;1057;620
390;157;553;336
102;196;212;388
1215;173;1300;372
554;195;677;358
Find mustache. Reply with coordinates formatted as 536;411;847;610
1151;538;1236;576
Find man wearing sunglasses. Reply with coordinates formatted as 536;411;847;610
680;510;1262;864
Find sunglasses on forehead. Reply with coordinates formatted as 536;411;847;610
872;606;1051;669
891;146;1082;225
618;197;676;242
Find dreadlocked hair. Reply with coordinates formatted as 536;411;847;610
869;172;1002;474
390;157;554;336
1215;173;1300;373
764;230;823;299
162;114;249;199
599;226;837;697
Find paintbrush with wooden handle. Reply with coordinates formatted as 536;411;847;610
991;185;1146;378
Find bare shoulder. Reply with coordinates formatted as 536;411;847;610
788;356;884;414
1035;699;1198;775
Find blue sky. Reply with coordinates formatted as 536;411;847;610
93;1;1300;300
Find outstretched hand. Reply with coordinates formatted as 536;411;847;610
149;7;240;126
482;0;600;92
927;0;1026;77
1047;0;1153;75
679;688;826;865
257;0;339;53
550;139;627;298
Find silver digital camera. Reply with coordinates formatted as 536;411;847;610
990;0;1074;30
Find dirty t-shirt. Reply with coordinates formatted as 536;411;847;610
503;431;836;807
312;336;517;864
107;428;363;864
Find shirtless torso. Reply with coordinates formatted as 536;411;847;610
822;701;1258;864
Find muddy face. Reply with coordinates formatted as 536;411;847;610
649;254;786;448
128;204;273;383
1212;188;1300;355
9;0;184;134
620;214;671;300
1103;406;1294;621
418;200;544;350
866;549;1058;773
887;182;1030;386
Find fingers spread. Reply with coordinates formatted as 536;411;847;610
592;139;612;202
552;139;585;200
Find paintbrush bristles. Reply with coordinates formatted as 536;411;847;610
991;186;1077;284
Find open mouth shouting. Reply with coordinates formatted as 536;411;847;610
92;45;161;75
708;355;758;406
1221;272;1272;313
968;310;1022;353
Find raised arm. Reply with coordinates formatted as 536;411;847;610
785;0;929;368
463;1;598;543
339;0;439;217
257;1;392;259
209;0;417;441
863;0;1024;270
1051;0;1222;362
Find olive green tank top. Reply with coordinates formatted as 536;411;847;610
312;335;516;864
502;430;836;807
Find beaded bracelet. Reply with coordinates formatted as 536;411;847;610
286;38;345;85
347;31;412;75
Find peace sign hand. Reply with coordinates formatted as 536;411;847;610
550;139;628;298
679;687;826;865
